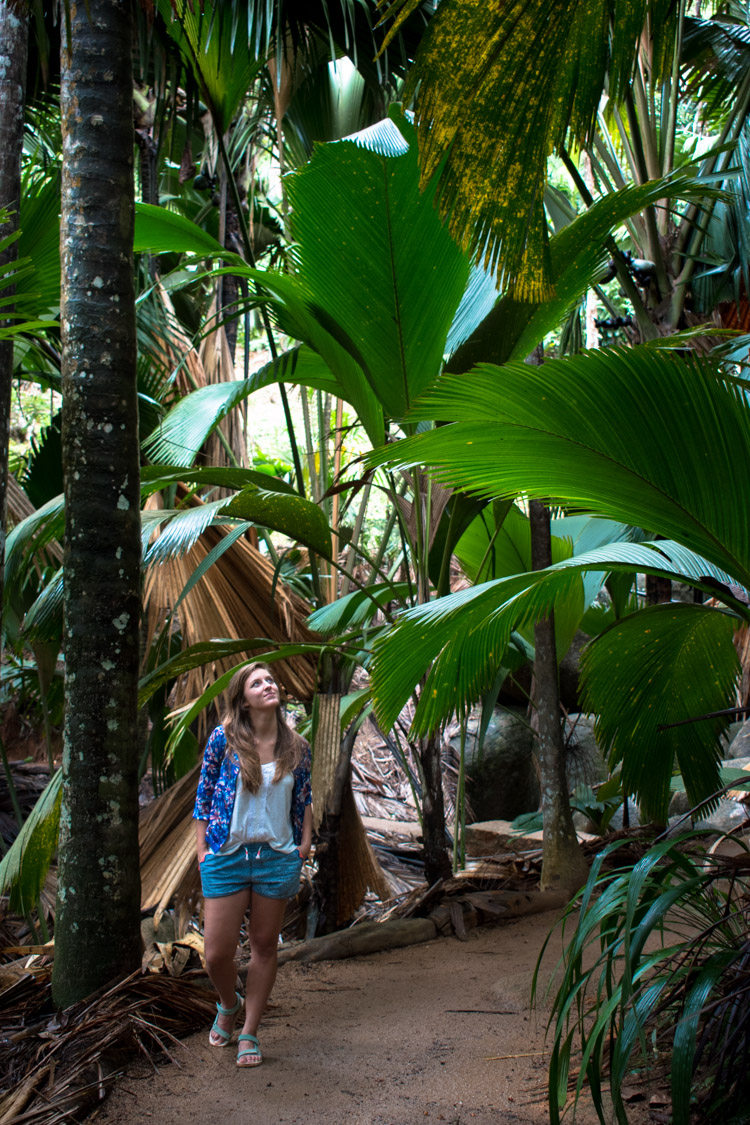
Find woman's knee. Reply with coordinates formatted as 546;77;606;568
250;937;278;963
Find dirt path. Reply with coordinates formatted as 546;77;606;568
95;910;598;1125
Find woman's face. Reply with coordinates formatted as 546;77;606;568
242;667;280;714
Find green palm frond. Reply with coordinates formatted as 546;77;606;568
16;171;61;315
0;769;62;916
683;14;750;125
158;0;267;134
21;569;63;646
134;203;234;258
141;464;299;496
307;581;411;635
221;485;332;559
4;495;65;601
285;108;471;418
370;537;741;737
546;835;750;1125
142;500;227;564
581;603;740;821
141;346;343;465
379;0;677;299
375;348;750;586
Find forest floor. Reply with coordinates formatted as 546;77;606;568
93;909;603;1125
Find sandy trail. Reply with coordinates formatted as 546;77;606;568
95;910;598;1125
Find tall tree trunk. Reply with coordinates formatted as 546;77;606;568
0;0;29;656
529;500;589;895
52;0;142;1008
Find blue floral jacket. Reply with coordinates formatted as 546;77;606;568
193;725;312;853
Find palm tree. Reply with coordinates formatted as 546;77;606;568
0;0;30;679
51;0;143;1008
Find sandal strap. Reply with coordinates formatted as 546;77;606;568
216;991;242;1017
237;1034;259;1047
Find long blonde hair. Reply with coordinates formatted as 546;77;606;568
222;662;303;793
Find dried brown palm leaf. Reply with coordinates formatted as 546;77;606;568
151;279;210;400
0;969;215;1125
199;294;246;474
6;474;35;527
139;765;202;929
144;492;318;720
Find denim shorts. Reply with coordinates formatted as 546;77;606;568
200;841;303;900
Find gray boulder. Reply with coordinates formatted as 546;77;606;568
563;714;608;789
446;707;540;823
696;799;749;835
725;719;750;760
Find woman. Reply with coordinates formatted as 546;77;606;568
194;662;312;1068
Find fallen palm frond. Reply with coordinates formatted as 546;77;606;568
0;966;215;1125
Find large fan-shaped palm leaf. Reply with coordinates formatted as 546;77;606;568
368;347;750;819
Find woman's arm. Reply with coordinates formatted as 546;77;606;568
193;726;226;819
298;802;313;859
195;818;209;864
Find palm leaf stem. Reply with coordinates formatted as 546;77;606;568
658;704;750;730
560;149;656;339
592;122;628;190
592;121;648;246
327;555;397;625
365;484;403;585
213;116;307;496
388;470;416;607
586;146;644;247
592;283;621;322
633;60;661;182
612;102;644;193
300;387;318;499
452;714;467;873
661;0;685;200
339;510;398;594
673;67;750;269
625;88;671;293
339;479;372;599
671;69;750;325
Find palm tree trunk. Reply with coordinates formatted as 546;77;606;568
529;500;589;895
419;732;452;883
52;0;142;1008
0;0;28;657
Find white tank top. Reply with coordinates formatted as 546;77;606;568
219;762;296;855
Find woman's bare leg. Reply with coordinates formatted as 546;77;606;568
239;891;288;1061
203;889;251;1044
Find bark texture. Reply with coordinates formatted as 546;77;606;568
0;1;29;647
419;733;452;883
52;0;142;1008
529;499;589;896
